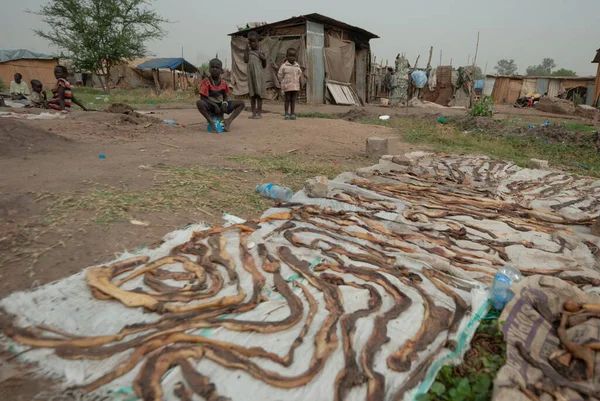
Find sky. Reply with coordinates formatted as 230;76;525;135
2;0;599;76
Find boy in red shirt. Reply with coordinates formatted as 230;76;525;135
197;58;244;132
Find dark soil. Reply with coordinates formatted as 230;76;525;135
338;108;376;122
449;116;599;148
106;102;135;114
448;115;504;131
0;119;72;157
105;102;162;126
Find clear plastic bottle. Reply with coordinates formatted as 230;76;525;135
490;266;523;310
255;184;293;201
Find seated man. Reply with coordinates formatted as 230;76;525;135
10;73;30;100
196;58;244;132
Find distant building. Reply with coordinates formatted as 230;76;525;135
228;13;378;105
484;74;596;105
0;49;58;88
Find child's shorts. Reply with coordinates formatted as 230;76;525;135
201;99;234;116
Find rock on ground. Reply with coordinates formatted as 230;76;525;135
535;97;576;116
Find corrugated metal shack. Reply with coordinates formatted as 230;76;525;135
484;74;596;105
228;13;378;104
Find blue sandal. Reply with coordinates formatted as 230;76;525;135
284;114;290;120
290;114;296;120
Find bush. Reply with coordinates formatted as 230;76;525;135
0;77;4;92
469;96;494;117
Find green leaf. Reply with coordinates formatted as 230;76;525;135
417;394;432;401
431;382;446;396
472;375;492;393
456;378;472;398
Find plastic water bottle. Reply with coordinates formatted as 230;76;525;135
255;184;293;201
490;266;523;310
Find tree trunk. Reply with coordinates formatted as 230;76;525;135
96;68;107;93
102;65;111;94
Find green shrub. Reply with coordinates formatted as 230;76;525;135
469;96;494;117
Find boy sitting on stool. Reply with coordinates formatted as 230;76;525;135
196;58;244;132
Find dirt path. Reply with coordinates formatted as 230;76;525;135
0;108;420;299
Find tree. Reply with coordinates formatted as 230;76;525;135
551;68;577;77
31;0;167;92
494;59;518;75
473;66;484;80
526;58;556;76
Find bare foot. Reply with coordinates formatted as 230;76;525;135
223;120;231;132
209;122;218;132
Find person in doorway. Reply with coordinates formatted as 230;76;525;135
28;80;47;108
196;58;245;132
9;73;30;100
277;48;303;120
244;31;266;119
47;65;87;111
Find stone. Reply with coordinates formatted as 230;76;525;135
535;97;576;116
576;104;600;120
304;176;329;198
530;158;549;169
366;137;387;158
592;217;600;237
391;155;413;166
366;137;403;158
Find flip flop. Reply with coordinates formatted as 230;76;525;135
284;114;290;120
290;114;297;120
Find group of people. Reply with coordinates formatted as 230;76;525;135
196;31;303;132
2;65;87;111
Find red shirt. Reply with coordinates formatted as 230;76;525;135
199;77;229;103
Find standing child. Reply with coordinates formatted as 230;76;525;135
47;65;87;111
244;31;266;119
277;48;303;120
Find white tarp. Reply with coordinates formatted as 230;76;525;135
2;153;600;401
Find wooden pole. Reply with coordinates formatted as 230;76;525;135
426;46;433;70
450;58;453;66
439;50;442;66
414;55;420;69
483;61;488;76
472;31;480;68
467;54;470;65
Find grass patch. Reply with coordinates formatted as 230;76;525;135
227;154;349;189
367;117;600;176
73;87;197;108
359;117;392;127
294;112;335;119
563;121;598;132
418;317;506;401
43;165;270;224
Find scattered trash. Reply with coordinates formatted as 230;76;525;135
207;117;225;133
379;115;390;120
543;120;550;127
489;265;523;310
98;154;106;159
138;165;152;170
163;119;177;126
437;116;447;124
286;148;299;154
527;125;536;129
129;219;150;226
222;213;246;227
255;184;293;201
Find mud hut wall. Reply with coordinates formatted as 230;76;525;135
0;59;58;88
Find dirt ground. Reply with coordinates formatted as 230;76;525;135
0;100;592;399
0;105;409;297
